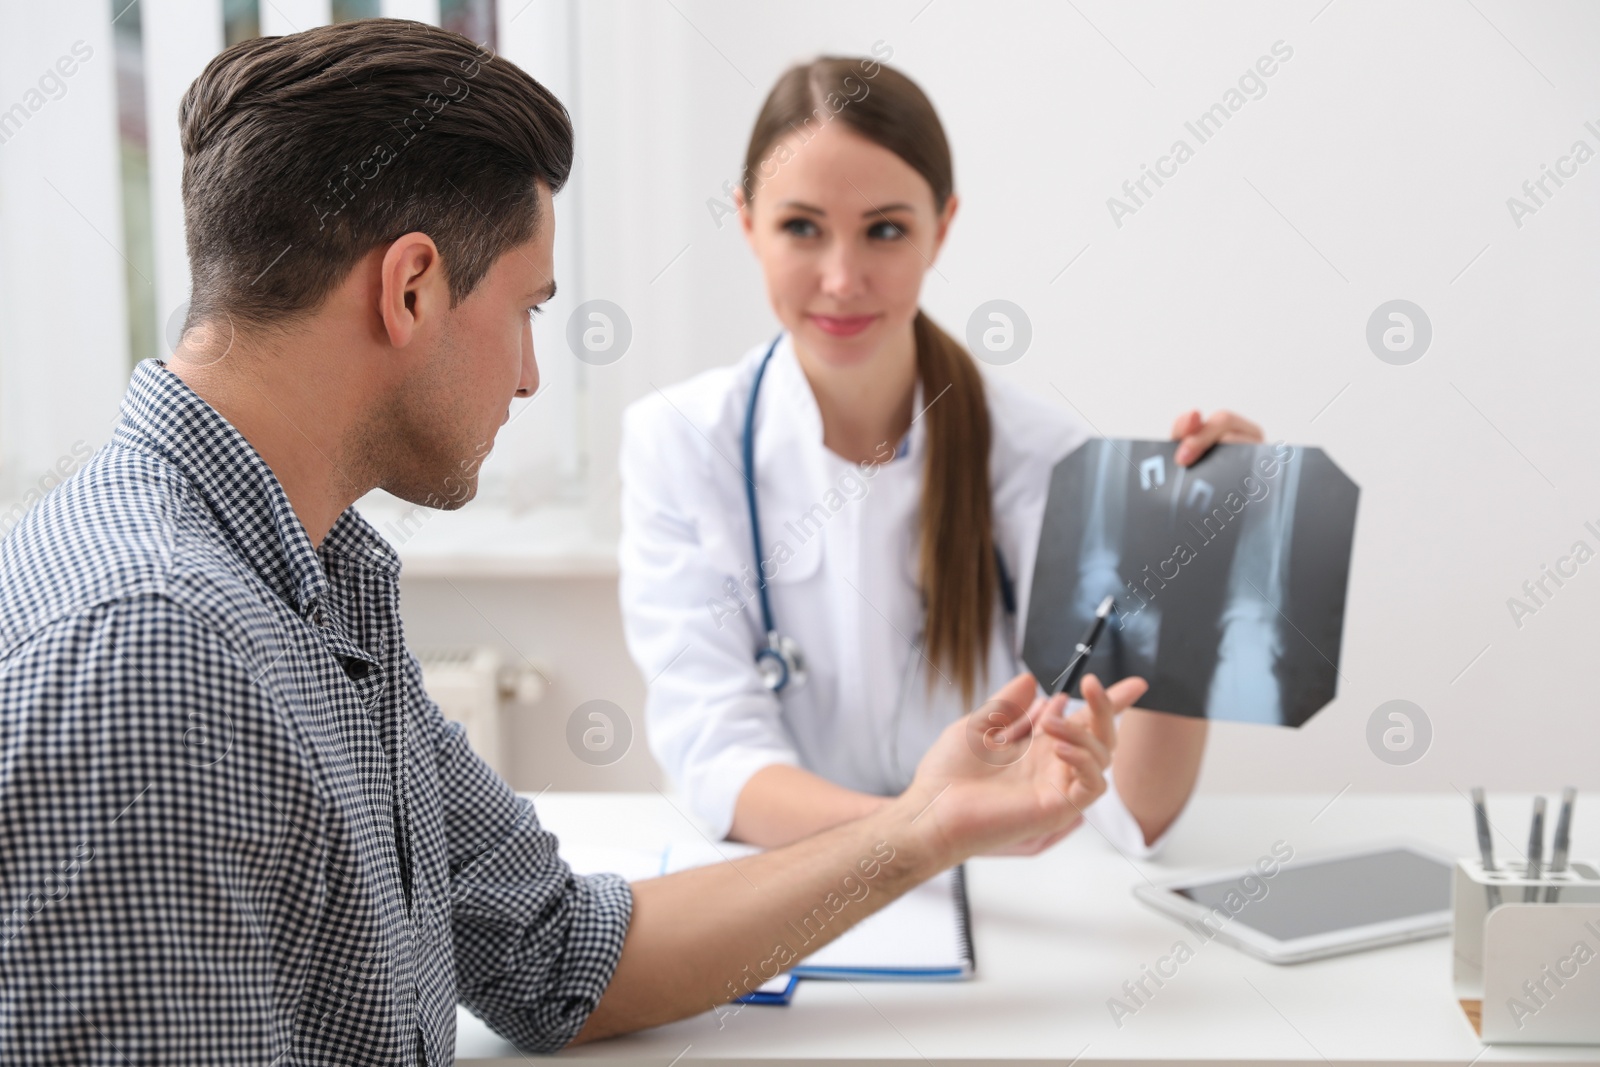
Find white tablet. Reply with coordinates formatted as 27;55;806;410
1132;842;1455;964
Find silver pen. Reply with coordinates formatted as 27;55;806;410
1545;787;1576;903
1047;595;1115;698
1470;787;1501;910
1524;796;1546;903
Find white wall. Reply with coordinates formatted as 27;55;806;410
442;0;1599;795
4;2;1595;797
400;575;656;792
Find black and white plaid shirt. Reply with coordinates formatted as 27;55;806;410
0;360;631;1064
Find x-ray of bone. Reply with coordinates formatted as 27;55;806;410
1022;439;1358;726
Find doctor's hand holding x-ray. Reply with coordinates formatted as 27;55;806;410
618;56;1264;860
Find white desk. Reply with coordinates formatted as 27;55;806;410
455;791;1600;1065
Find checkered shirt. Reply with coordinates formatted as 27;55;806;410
0;359;631;1064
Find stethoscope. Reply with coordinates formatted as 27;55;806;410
742;333;1020;714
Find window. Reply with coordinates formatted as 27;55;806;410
3;0;602;566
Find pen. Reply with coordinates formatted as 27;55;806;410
1545;787;1576;903
1470;787;1502;911
1048;595;1115;698
1524;796;1545;903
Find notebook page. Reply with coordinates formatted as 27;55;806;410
558;842;666;882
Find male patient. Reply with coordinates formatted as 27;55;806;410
0;19;1144;1063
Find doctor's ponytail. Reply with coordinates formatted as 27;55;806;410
745;57;998;707
913;310;997;708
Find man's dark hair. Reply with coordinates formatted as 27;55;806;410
178;18;572;329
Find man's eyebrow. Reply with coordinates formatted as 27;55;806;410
528;280;557;303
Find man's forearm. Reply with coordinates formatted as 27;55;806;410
572;793;950;1044
1111;708;1208;845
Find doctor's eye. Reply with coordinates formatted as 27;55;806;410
781;217;820;238
526;305;546;321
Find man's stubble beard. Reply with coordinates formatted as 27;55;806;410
370;329;489;512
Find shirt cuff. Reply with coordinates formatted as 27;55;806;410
686;747;801;841
542;871;635;1050
1080;767;1162;858
1059;696;1177;859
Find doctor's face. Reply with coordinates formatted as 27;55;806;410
739;122;957;370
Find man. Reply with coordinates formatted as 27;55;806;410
0;19;1146;1063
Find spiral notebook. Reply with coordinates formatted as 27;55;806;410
661;840;975;981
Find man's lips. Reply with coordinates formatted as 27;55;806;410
808;313;879;338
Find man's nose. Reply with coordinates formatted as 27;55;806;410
516;320;540;398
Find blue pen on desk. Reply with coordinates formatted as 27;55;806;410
1545;788;1576;903
1047;595;1115;698
1524;796;1545;903
1470;787;1501;911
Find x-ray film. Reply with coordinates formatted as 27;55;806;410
1021;439;1358;726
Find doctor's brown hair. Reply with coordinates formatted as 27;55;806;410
743;57;997;707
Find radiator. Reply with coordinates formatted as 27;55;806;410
416;647;548;780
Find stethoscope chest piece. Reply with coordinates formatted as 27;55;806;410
756;630;807;692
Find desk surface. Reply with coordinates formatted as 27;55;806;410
455;791;1600;1066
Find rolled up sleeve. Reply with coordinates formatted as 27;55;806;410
437;715;632;1052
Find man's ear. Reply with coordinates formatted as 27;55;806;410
379;232;445;347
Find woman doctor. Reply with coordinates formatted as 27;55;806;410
619;57;1264;855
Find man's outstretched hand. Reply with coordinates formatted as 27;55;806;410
576;668;1147;1046
900;671;1149;864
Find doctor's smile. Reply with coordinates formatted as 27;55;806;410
807;312;882;337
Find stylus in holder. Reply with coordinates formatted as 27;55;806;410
1470;787;1501;911
1546;787;1576;903
1450;857;1600;1045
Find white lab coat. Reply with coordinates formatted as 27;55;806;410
619;333;1173;857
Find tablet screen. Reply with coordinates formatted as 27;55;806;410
1175;848;1452;941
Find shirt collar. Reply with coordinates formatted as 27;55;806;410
113;359;401;617
765;332;926;464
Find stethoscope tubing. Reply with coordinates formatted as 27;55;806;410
741;331;1019;721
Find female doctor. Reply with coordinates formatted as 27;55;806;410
619;57;1264;855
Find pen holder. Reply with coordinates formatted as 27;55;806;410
1451;858;1600;1044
